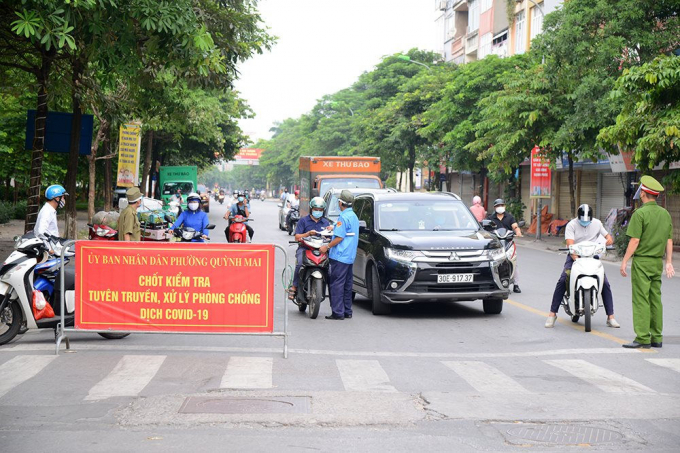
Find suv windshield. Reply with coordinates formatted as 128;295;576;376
377;200;478;231
320;178;380;197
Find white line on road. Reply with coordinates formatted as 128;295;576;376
2;343;648;359
336;359;397;392
85;355;166;400
0;355;56;398
646;358;680;374
221;356;273;389
442;361;531;394
544;359;655;394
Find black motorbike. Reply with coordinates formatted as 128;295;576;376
287;207;300;235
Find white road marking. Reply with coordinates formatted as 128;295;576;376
85;355;166;400
336;359;397;392
646;358;680;374
0;355;56;398
442;361;530;394
2;343;647;359
544;359;655;394
220;356;273;389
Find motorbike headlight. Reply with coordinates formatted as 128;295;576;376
182;231;194;240
96;228;107;236
385;247;423;263
486;247;506;261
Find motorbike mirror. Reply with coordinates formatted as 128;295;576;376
481;219;496;231
205;224;216;230
277;203;283;208
517;220;526;228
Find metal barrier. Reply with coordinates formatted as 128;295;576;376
55;241;290;357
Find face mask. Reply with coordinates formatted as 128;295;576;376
57;198;65;209
312;210;323;219
579;220;591;227
495;207;505;214
238;197;244;202
188;202;199;211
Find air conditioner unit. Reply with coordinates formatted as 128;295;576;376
439;1;449;11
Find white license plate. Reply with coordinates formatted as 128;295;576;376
437;273;474;283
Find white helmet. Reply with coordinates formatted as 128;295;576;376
310;196;326;209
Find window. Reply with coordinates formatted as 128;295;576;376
515;10;526;54
356;199;373;230
468;0;479;33
530;3;544;40
478;33;492;59
445;13;455;39
480;0;492;12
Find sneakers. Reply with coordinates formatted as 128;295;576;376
545;316;557;328
606;318;620;328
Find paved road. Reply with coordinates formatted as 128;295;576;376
1;199;679;451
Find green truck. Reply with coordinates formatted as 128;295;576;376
159;166;197;209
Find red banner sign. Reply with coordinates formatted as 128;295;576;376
234;148;264;160
530;146;551;199
74;242;275;333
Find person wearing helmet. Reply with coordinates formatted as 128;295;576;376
169;192;209;241
34;184;69;245
320;190;359;320
226;190;253;241
545;204;619;328
285;190;301;230
287;196;332;300
469;195;486;222
486;198;523;292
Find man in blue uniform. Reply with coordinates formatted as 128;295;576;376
288;196;332;300
320;190;359;320
168;192;209;241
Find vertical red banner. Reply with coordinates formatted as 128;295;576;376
530;146;552;199
75;242;275;333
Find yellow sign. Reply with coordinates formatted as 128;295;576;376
116;122;142;187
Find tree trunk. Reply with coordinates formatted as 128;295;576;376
104;137;113;211
64;57;83;239
24;52;54;233
408;165;414;192
141;130;153;197
568;154;575;218
87;119;108;221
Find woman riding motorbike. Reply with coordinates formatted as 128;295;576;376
168;192;209;241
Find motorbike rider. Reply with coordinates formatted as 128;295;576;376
34;184;69;249
226;190;253;241
285;190;301;229
486;198;523;293
280;187;289;202
169;192;209;241
287;196;332;300
171;188;183;205
545;204;619;328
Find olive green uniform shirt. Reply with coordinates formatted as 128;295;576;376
626;201;673;258
119;205;141;241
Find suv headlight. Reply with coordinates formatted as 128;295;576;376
486;247;506;261
385;247;423;263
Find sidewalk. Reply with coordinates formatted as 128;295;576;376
514;233;680;277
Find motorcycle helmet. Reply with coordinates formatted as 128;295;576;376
294;190;299;196
577;204;592;227
45;184;68;200
187;192;201;202
493;198;505;207
310;196;327;209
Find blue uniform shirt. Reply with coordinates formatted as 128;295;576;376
169;209;209;235
329;207;359;264
294;214;331;237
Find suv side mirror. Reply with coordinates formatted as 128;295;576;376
358;220;368;232
481;219;496;231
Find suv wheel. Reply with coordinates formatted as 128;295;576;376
370;265;391;315
482;298;503;314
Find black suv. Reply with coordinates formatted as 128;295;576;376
351;192;512;315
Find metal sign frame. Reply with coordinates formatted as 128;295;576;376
55;241;290;358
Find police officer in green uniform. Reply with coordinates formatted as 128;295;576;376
620;175;675;348
119;187;142;241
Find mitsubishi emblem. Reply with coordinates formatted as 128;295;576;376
449;252;459;261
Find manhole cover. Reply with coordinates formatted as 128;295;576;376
179;396;310;415
506;424;624;445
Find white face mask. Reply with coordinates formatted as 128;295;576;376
188;202;200;211
495;207;506;214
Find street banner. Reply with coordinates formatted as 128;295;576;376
116;122;142;187
530;146;551;199
232;148;263;166
74;242;275;333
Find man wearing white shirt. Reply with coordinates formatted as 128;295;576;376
34;184;68;246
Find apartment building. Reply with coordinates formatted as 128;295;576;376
508;1;561;56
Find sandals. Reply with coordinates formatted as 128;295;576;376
287;287;297;301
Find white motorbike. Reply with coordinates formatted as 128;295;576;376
561;241;607;333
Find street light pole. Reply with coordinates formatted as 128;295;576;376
396;55;432;71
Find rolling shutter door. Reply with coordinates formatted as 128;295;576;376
558;172;572;220
598;172;625;221
580;171;598;213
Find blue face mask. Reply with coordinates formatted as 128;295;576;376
579;220;591;227
312;210;323;219
238;197;244;202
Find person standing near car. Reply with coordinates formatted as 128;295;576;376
545;204;619;328
487;199;523;293
119;187;142;241
620;176;674;349
320;190;359;320
469;195;486;222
